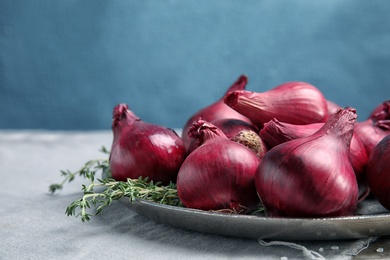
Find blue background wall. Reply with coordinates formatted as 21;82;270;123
1;0;389;130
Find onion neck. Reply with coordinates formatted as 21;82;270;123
188;119;228;146
111;103;141;138
223;75;248;97
315;108;357;147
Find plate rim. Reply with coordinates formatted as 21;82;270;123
120;197;390;240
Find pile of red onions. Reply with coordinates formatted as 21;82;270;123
105;76;390;219
109;104;186;185
177;119;261;213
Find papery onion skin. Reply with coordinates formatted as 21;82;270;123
224;81;329;128
182;75;252;152
109;104;186;185
354;100;390;156
230;129;267;157
255;108;358;218
177;120;261;213
366;134;390;211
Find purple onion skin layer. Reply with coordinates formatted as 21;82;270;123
255;108;358;218
366;134;390;211
109;104;186;185
182;75;252;152
177;120;261;213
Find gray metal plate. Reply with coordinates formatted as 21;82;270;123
120;197;390;241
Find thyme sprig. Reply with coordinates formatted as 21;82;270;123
49;146;181;222
49;146;110;193
65;177;181;222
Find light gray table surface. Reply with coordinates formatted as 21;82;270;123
1;130;388;260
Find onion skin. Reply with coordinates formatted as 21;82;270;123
224;81;329;128
255;108;358;218
182;75;252;152
354;100;390;156
366;134;390;211
109;104;186;184
177;120;261;213
230;129;267;157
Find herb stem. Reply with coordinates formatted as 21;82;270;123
50;147;182;222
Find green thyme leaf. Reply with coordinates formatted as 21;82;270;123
49;146;110;193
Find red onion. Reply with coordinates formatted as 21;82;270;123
255;108;358;218
366;134;390;211
259;118;369;201
182;75;252;151
259;118;368;177
187;118;266;156
177;119;261;213
109;104;186;184
354;100;390;156
224;81;329;128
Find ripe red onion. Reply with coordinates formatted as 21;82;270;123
182;75;252;151
354;100;390;156
224;81;329;128
255;108;358;218
259;118;369;200
259;118;368;177
177;119;261;213
366;134;390;211
109;104;186;184
187;118;266;156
